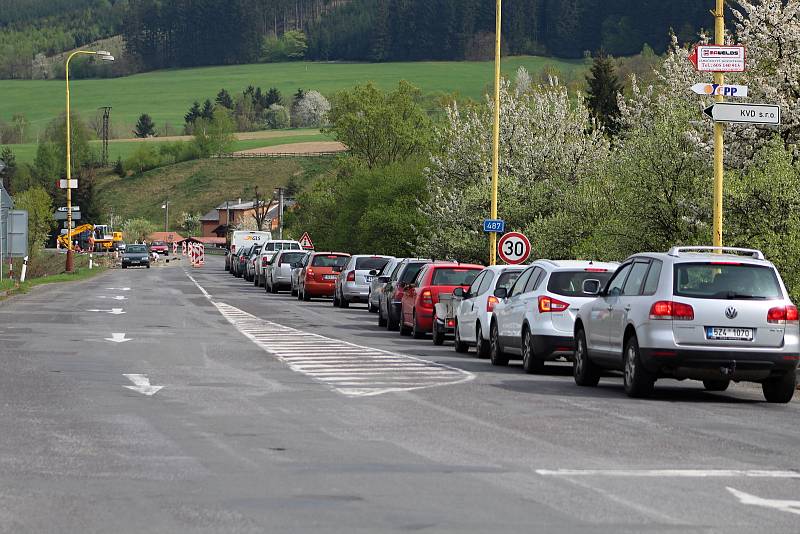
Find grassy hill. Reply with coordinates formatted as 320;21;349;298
0;56;589;138
95;156;336;226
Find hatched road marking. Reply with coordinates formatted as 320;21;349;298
186;272;474;397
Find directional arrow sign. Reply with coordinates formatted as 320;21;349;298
87;308;126;315
704;103;781;126
105;333;131;343
691;83;748;98
727;487;800;516
123;374;163;396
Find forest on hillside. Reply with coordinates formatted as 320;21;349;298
0;0;715;78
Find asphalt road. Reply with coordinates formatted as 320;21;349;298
0;255;798;533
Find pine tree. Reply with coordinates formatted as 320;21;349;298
216;89;234;109
585;52;623;134
185;101;201;125
265;87;282;107
201;99;215;120
133;113;156;138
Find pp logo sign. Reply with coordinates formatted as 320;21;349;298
691;83;748;98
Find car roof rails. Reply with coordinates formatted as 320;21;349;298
667;246;765;260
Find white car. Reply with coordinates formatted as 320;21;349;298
256;240;303;286
266;249;309;293
489;260;618;372
453;266;526;358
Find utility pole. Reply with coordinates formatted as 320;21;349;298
712;0;725;248
162;200;170;232
278;187;284;240
489;0;502;266
99;106;111;167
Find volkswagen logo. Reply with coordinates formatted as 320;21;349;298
725;306;738;320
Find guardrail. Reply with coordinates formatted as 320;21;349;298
214;151;344;159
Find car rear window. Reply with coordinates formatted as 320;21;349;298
312;255;349;267
280;252;307;265
674;262;782;300
151;241;165;246
548;270;614;297
356;257;390;271
432;268;480;286
127;245;147;253
399;262;426;283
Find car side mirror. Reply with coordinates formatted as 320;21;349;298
378;275;391;283
332;266;343;273
453;287;465;298
493;287;508;299
582;279;601;296
369;269;379;276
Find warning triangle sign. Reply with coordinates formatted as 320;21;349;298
298;232;315;250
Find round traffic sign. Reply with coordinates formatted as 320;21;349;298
497;232;531;265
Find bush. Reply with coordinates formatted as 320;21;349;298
261;30;307;62
265;104;290;129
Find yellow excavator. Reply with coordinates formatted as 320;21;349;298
57;224;123;251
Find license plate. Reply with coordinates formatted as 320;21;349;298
706;327;754;341
324;274;337;280
365;276;374;283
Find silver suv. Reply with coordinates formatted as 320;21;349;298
573;247;799;402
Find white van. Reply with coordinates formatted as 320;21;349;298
230;231;272;255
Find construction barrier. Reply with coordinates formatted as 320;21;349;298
182;242;187;256
188;242;205;268
173;242;178;255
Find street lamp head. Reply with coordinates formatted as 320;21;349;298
98;54;115;62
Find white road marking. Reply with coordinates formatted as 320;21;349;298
98;295;127;301
87;308;125;315
105;333;132;343
106;287;131;291
184;271;473;397
536;469;800;478
123;374;163;396
727;487;800;516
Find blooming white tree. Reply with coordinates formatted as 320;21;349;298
419;79;608;261
292;90;331;128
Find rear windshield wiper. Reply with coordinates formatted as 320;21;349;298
720;292;769;300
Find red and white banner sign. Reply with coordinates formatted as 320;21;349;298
689;45;746;72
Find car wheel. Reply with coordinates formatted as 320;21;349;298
762;372;796;403
399;309;412;336
702;379;730;392
454;321;469;353
432;321;445;346
412;311;426;339
340;295;350;309
333;291;340;307
475;323;490;359
302;288;311;302
377;303;387;327
253;274;259;287
271;281;279;294
122;264;127;269
291;287;297;297
573;328;600;387
146;264;150;269
623;336;655;398
489;322;509;366
522;327;545;374
368;299;378;313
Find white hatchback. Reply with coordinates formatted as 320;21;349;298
489;260;618;372
453;265;526;358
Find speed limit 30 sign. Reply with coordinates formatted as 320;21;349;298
497;232;531;265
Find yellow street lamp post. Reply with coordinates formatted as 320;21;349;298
712;0;725;248
64;49;114;272
489;0;502;266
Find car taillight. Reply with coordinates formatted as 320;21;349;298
231;245;236;253
768;305;799;325
538;296;569;313
421;289;433;307
347;271;355;282
446;319;456;328
487;295;499;313
649;301;694;321
306;268;314;279
240;257;246;264
262;257;269;266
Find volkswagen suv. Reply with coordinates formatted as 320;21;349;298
573;247;799;402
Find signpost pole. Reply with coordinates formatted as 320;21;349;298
489;0;502;267
712;0;725;248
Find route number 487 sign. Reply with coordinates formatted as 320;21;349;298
498;232;531;265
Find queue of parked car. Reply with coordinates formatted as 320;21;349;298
224;241;799;404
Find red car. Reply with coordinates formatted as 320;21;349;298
297;252;351;301
400;263;483;338
149;240;169;255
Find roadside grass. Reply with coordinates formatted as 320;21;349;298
0;251;105;298
95;156;337;224
0;56;589;138
8;130;332;164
